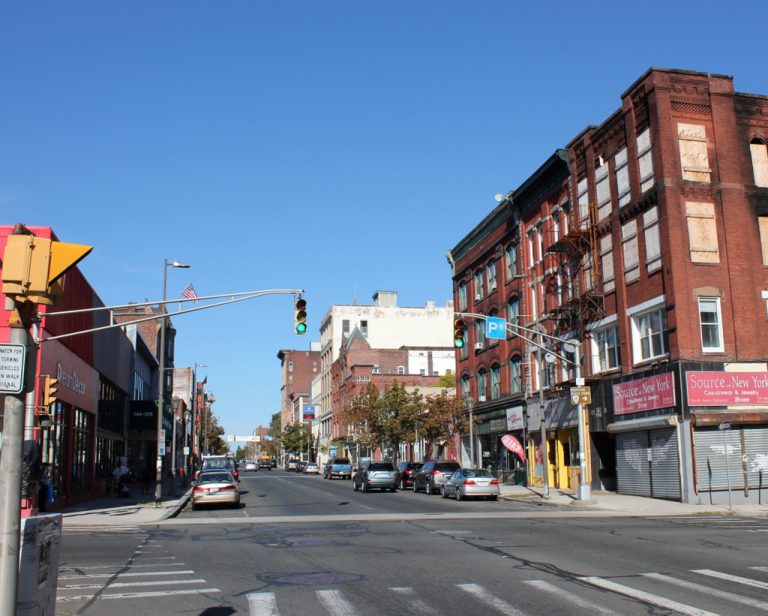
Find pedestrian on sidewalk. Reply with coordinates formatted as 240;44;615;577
112;458;131;497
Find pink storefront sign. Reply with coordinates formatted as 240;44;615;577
613;372;676;416
686;371;768;406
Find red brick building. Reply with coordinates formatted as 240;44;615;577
277;346;320;428
449;68;768;504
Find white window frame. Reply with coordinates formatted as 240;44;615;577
589;315;620;374
486;260;497;292
615;147;631;207
628;295;667;364
505;244;518;279
699;297;724;352
509;356;522;394
458;282;468;311
397;365;405;375
595;158;612;221
490;365;501;400
474;271;484;300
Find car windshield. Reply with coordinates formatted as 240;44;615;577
333;459;350;464
199;473;231;484
203;459;233;470
368;463;394;471
436;463;460;471
463;469;494;478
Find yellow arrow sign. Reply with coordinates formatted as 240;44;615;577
48;241;93;285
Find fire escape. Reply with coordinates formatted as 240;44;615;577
545;202;605;342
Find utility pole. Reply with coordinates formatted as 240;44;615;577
539;337;550;498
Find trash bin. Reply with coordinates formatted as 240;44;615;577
513;468;527;486
17;513;62;616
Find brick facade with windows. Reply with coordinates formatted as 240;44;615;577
449;68;768;504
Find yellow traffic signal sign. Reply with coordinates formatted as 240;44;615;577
43;375;58;407
453;318;466;348
2;232;92;305
295;298;307;334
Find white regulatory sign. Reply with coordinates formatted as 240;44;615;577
0;343;26;394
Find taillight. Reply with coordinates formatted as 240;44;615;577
463;479;476;485
221;485;237;491
193;486;205;492
431;470;440;475
490;480;499;486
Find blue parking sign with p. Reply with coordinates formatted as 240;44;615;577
486;316;507;340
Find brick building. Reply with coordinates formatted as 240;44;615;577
449;68;768;504
277;345;321;428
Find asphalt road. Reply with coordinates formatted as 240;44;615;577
57;470;768;616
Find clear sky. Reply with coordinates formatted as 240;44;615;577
3;1;767;441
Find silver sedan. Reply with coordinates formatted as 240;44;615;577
441;468;500;501
191;471;240;509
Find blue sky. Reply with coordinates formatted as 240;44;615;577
3;1;767;440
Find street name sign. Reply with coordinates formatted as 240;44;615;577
0;343;26;394
570;385;592;405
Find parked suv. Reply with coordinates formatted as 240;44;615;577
413;460;461;494
395;461;422;490
353;461;398;492
323;458;353;480
198;455;240;482
286;458;300;471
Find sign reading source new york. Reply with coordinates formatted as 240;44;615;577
0;344;26;394
485;317;507;340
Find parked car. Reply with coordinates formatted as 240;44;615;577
286;459;300;471
303;462;320;474
296;461;307;473
413;460;461;494
323;458;353;480
243;460;258;472
191;471;240;509
395;461;422;490
441;468;500;501
270;459;277;468
197;455;239;482
353;461;398;492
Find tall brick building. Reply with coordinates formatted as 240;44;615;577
449;68;768;504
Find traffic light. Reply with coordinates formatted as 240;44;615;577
294;298;307;334
453;317;466;348
43;375;58;407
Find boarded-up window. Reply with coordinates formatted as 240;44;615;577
751;140;768;187
583;249;593;292
637;128;654;193
643;206;661;273
678;123;711;183
595;160;612;221
600;234;615;292
685;201;719;263
615;148;631;207
758;216;768;266
622;220;639;283
577;177;589;229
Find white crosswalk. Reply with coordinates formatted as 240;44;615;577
243;565;768;616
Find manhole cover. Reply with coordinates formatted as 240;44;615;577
258;571;364;586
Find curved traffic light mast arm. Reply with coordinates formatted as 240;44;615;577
35;288;305;344
456;311;577;366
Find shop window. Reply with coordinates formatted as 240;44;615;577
678;123;711;183
750;138;768;187
685;201;719;263
699;297;724;352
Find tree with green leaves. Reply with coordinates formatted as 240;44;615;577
281;422;312;458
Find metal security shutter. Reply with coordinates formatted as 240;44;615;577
616;432;651;497
694;429;744;492
649;428;681;499
744;427;768;490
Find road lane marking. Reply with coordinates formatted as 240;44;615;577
316;589;358;615
57;588;221;602
59;570;194;579
456;583;527;615
60;562;186;571
62;578;207;590
579;576;720;616
693;569;768;590
247;592;280;616
389;586;438;614
524;580;621;615
643;572;768;611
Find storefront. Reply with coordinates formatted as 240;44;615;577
686;369;768;505
608;372;682;501
38;340;99;508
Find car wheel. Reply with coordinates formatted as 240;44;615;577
424;480;432;495
400;480;406;490
362;482;368;493
456;490;463;502
390;486;397;493
353;480;359;491
441;486;447;499
490;495;498;501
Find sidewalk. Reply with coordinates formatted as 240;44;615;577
500;484;768;517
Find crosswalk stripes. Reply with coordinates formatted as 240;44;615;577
57;539;220;604
243;565;768;616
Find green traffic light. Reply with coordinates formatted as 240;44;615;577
454;339;464;348
296;322;307;334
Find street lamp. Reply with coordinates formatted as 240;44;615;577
156;259;190;506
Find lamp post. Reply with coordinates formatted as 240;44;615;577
156;259;190;505
191;363;206;473
465;397;476;467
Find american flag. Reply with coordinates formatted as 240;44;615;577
181;283;199;303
